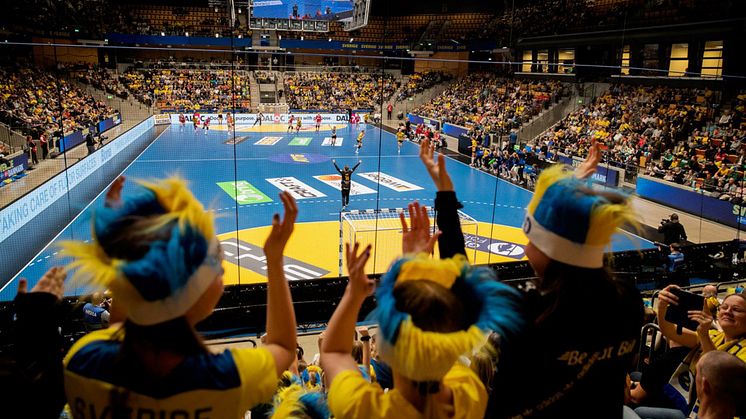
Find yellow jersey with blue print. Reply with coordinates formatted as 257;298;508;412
328;363;486;419
63;327;277;419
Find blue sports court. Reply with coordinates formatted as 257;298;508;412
1;120;653;300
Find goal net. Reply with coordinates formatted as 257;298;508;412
338;207;478;276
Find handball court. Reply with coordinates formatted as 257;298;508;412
1;121;654;300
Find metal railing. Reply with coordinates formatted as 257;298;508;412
518;96;578;144
0;122;28;153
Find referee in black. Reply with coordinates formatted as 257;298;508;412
333;159;361;210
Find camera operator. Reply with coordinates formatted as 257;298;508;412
658;213;687;245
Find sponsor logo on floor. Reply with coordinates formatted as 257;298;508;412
255;136;283;145
288;137;312;146
463;233;526;259
223;135;249;145
356;172;423;192
314;175;377;195
322;137;344;146
266;177;327;199
217;181;273;205
268;153;329;164
220;238;329;280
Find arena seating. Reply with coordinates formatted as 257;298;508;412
413;74;561;130
283;72;399;110
397;71;452;101
528;84;746;197
76;67;130;100
121;68;252;112
0;65;116;138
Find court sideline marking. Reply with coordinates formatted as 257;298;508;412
1;125;171;292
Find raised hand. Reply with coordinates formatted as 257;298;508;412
657;285;681;307
688;309;714;335
104;176;126;208
575;140;601;180
420;138;454;191
263;191;298;261
16;267;66;300
345;242;375;299
399;201;440;255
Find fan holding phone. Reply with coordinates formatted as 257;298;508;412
648;286;746;417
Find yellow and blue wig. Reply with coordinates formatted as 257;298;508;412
271;384;330;419
523;166;636;269
375;253;522;382
61;178;223;326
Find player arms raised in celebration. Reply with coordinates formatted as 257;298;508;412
333;159;361;210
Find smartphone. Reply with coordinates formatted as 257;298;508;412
664;288;705;332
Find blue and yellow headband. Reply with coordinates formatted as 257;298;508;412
524;166;635;269
271;383;330;419
376;254;521;382
61;178;222;326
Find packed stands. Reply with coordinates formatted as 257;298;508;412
76;68;130;100
283;72;399;110
397;71;452;101
121;68;252;111
0;65;116;138
529;84;721;179
412;74;563;131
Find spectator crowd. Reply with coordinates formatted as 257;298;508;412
121;68;252;111
284;72;399;110
3;138;745;419
396;71;452;101
413;74;563;133
0;65;116;139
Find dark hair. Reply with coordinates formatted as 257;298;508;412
351;341;364;364
393;279;470;395
393;279;469;333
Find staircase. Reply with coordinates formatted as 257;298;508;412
248;71;261;110
76;77;153;134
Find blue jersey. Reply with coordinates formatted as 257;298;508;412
82;303;109;326
64;328;278;418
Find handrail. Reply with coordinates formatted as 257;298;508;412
636;323;664;372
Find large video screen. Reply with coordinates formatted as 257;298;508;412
252;0;353;20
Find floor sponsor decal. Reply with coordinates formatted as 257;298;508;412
266;177;327;199
217;181;273;205
268;153;329;164
254;136;283;145
223;135;250;145
314;175;377;195
220;238;329;281
322;137;344;146
356;172;423;192
288;137;313;146
463;233;526;260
